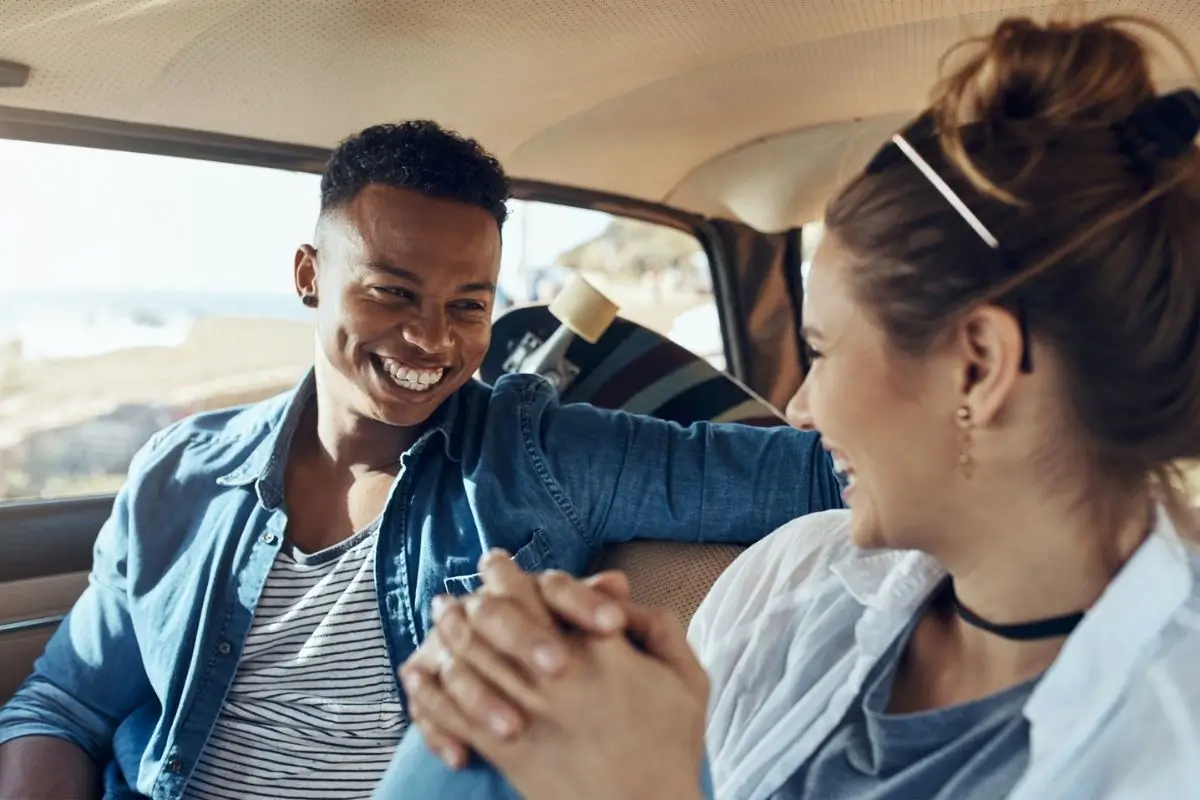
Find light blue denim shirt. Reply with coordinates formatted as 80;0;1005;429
0;371;841;799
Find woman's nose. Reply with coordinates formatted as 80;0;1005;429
785;381;814;430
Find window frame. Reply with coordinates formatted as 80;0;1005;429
0;494;111;581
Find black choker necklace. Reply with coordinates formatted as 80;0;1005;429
947;583;1085;641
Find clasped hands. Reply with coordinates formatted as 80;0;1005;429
398;549;709;800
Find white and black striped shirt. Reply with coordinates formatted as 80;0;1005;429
186;521;407;799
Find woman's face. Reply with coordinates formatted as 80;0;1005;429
787;232;964;550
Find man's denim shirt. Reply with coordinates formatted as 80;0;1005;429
0;371;841;799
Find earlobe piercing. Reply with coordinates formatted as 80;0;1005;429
956;404;974;479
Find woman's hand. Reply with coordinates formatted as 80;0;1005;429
402;551;632;767
402;560;710;800
414;602;709;800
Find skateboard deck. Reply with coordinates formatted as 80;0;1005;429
482;304;786;428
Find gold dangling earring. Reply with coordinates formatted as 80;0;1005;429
956;404;974;479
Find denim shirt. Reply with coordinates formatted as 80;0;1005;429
0;371;841;800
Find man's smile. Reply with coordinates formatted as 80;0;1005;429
371;353;448;393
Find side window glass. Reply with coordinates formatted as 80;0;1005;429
0;139;319;503
499;201;723;368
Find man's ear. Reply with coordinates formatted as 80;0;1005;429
955;304;1024;426
294;245;318;301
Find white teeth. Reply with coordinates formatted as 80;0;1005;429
378;359;444;392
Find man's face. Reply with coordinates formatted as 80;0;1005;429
295;184;501;428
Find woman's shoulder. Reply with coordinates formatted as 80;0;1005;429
1118;573;1200;721
735;508;857;587
1025;533;1200;794
1062;617;1200;795
687;509;856;650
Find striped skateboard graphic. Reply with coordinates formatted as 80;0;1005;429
481;304;786;428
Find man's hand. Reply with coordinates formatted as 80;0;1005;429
401;551;631;767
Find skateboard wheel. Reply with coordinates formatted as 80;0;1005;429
548;274;619;344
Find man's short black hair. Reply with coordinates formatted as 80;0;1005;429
320;120;511;227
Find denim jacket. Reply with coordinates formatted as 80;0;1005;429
0;371;841;799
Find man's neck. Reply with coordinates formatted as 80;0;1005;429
318;409;418;472
302;391;423;476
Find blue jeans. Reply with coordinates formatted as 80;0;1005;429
372;728;715;799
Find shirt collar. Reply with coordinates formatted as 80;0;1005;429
827;505;1197;700
215;371;315;507
829;505;1196;619
831;547;944;611
216;369;465;507
1024;505;1196;735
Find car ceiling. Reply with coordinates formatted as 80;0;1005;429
1;0;1197;231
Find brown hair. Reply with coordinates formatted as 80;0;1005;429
825;16;1200;513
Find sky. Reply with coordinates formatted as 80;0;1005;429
0;138;610;294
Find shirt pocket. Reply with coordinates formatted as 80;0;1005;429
442;528;554;596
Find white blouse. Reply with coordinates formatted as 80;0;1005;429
688;509;1200;800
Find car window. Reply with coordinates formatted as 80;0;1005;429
500;201;721;369
0;141;721;504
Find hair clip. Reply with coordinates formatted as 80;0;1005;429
865;114;937;174
862;112;1033;372
1112;89;1200;177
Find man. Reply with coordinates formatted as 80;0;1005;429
0;121;842;800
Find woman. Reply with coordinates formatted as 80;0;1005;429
378;15;1200;799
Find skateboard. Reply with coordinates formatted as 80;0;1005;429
481;276;785;428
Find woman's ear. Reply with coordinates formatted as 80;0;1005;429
955;304;1024;425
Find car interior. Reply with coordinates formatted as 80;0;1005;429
2;0;1198;706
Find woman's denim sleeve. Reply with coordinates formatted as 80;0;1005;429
373;727;715;799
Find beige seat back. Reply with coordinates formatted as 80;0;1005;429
590;541;746;629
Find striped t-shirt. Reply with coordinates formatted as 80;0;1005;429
186;521;407;799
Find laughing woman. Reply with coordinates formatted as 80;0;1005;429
379;15;1200;800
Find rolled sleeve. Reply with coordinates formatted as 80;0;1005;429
0;675;118;756
0;436;161;761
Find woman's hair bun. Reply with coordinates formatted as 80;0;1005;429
935;17;1161;134
924;16;1200;204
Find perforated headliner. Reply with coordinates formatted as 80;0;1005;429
1;1;1197;230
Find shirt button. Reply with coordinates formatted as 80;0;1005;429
261;532;278;545
217;641;232;655
168;759;183;773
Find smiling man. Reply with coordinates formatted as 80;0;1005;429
0;121;842;800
